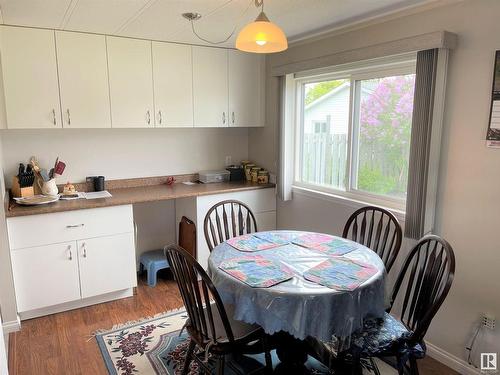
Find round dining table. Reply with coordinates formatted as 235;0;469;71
207;230;387;372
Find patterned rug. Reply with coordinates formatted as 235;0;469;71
95;308;332;375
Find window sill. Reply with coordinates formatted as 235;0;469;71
291;185;406;223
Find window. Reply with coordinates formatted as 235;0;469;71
294;61;416;209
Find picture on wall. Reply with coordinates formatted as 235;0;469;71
486;51;500;147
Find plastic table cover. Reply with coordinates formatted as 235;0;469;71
208;230;387;343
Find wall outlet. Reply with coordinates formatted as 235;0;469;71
482;314;496;330
225;156;232;166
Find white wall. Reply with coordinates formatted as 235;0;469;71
1;127;249;184
250;0;500;368
0;126;248;330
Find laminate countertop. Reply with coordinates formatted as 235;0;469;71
6;181;275;218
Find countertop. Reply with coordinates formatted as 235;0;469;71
6;181;275;218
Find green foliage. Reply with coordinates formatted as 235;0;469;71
305;80;346;105
357;166;397;194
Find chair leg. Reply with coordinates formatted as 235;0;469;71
370;357;381;375
409;357;419;375
216;354;225;375
262;335;273;373
181;339;196;375
351;353;362;375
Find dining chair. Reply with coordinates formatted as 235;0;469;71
164;244;272;375
345;235;455;375
204;200;258;252
343;206;402;273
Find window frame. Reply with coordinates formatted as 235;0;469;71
292;58;417;212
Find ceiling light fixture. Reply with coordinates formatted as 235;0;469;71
236;0;288;54
182;0;287;54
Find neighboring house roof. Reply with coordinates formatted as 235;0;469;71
305;81;373;111
305;82;350;111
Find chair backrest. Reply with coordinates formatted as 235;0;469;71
343;206;402;272
390;235;455;344
204;200;258;252
164;244;235;346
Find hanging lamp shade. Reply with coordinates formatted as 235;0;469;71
236;11;287;53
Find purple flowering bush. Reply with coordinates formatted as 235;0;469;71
358;75;415;197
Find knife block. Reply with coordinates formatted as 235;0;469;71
11;176;35;198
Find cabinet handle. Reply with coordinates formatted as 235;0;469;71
158;110;162;125
66;224;84;229
222;112;226;125
67;245;72;261
82;243;87;258
147;110;151;125
66;109;71;125
232;111;235;125
52;109;56;125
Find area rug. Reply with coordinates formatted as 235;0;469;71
95;308;332;375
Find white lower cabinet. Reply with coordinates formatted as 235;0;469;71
175;188;276;270
7;205;137;317
11;241;81;312
78;233;136;299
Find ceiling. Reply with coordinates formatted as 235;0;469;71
0;0;438;47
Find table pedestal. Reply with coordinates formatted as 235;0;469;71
273;332;310;374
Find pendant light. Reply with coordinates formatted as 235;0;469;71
182;0;287;54
236;0;288;53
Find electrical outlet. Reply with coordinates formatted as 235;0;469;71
482;314;496;330
225;156;232;166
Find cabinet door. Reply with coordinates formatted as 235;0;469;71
78;233;137;299
228;51;265;127
56;31;111;128
0;26;61;129
107;37;154;128
153;42;193;127
193;46;228;127
11;241;80;312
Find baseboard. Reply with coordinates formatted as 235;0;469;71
2;316;20;334
19;288;134;321
426;341;481;375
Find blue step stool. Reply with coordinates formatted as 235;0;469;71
139;249;170;287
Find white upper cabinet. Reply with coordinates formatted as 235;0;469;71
152;42;193;127
0;26;62;129
229;51;265;127
193;46;228;128
0;26;266;130
107;36;154;128
56;31;111;128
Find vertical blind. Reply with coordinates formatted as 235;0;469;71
405;49;439;239
278;74;295;201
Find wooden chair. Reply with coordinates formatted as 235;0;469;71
164;244;272;375
343;206;402;273
204;200;258;252
348;235;456;375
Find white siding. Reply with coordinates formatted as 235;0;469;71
304;85;350;134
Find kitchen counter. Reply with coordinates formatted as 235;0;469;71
6;180;275;218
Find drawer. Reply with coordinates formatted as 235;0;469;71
7;205;134;250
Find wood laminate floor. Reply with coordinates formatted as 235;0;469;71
8;275;459;375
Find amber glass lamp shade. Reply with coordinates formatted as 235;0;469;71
236;11;287;53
